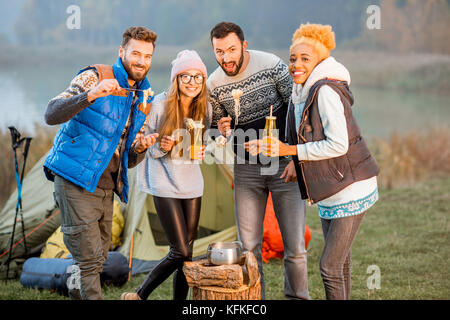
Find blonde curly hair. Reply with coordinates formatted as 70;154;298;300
290;23;336;61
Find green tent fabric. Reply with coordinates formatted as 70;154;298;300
0;139;237;279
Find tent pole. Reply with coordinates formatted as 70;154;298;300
128;231;134;281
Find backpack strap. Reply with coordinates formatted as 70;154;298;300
92;64;115;82
82;64;128;97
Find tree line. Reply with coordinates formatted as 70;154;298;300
5;0;450;54
10;0;375;48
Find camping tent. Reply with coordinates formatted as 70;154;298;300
0;140;238;279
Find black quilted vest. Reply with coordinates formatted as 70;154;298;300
286;79;379;204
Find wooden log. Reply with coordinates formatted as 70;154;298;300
243;251;259;287
192;276;261;300
183;259;244;289
183;252;262;300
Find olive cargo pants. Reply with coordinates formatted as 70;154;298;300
53;175;113;300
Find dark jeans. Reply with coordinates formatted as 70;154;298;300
319;212;366;300
137;196;201;300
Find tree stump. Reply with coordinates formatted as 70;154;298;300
183;259;244;289
192;276;261;300
183;251;261;300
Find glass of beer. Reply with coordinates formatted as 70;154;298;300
190;120;204;160
262;116;278;156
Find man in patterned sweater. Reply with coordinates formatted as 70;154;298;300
207;22;310;300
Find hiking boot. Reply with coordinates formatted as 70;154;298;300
68;288;82;300
120;292;142;300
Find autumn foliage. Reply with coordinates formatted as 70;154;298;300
366;0;450;54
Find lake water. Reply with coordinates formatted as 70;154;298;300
0;66;449;139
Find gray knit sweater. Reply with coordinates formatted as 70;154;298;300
136;93;212;198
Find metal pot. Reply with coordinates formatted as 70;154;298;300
207;241;245;265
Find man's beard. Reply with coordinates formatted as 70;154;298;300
218;48;245;76
122;56;149;83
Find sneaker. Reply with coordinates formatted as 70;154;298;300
120;292;142;300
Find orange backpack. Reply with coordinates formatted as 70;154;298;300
262;192;311;263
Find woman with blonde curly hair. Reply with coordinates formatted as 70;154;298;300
247;23;380;299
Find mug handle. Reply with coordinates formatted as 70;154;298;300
232;241;243;248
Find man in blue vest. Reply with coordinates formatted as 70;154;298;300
43;26;159;300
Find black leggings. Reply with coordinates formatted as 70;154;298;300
137;196;201;300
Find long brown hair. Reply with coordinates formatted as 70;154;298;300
158;76;208;150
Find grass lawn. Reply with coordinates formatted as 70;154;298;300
0;177;448;300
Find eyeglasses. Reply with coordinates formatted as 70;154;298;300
179;74;204;84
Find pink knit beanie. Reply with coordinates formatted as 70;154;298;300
170;50;207;83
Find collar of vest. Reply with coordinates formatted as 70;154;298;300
113;57;151;90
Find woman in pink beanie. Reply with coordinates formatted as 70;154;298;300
121;50;211;300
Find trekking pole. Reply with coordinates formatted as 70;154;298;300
5;126;32;279
17;136;32;249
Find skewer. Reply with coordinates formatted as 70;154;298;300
123;87;146;92
122;87;155;96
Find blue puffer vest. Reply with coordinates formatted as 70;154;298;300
44;57;153;203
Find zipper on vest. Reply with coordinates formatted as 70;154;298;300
297;87;321;206
300;162;314;205
297;86;320;144
301;87;320;123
